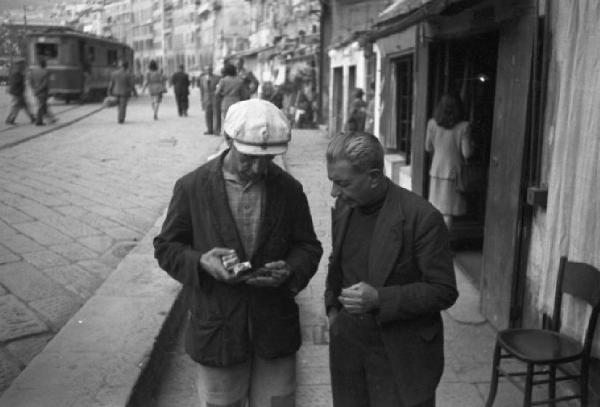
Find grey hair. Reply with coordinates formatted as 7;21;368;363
326;132;384;172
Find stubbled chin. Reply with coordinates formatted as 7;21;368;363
339;197;358;208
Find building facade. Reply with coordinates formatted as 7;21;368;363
323;0;389;137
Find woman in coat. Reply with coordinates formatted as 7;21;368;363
215;63;248;126
142;60;165;120
425;94;473;229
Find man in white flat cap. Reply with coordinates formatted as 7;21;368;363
154;99;323;407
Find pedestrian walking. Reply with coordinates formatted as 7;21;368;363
215;63;248;127
236;57;259;97
29;58;57;126
199;65;219;134
171;64;190;116
4;59;36;125
107;60;134;124
154;99;323;407
345;88;367;133
260;81;283;110
141;60;165;120
425;93;473;229
325;132;458;407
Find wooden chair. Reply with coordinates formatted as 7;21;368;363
485;257;600;407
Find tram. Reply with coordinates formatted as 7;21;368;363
26;27;133;102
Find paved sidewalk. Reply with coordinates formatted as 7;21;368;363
147;129;525;407
0;91;222;395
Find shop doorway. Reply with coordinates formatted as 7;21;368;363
331;67;344;136
426;31;499;286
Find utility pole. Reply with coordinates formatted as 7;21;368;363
22;5;28;61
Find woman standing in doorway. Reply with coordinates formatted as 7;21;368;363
426;93;473;229
142;60;164;120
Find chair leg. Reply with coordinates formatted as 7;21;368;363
523;363;534;407
548;365;556;407
581;367;589;407
485;342;501;407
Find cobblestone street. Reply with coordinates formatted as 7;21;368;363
0;92;221;393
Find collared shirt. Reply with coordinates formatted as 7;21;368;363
222;169;265;259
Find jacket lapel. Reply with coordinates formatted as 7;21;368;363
368;184;405;287
331;202;352;264
204;153;247;259
253;164;285;257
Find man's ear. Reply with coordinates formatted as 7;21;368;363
368;168;384;188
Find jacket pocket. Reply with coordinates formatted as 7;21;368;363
418;322;442;343
186;313;249;367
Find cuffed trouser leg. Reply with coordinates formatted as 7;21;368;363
35;96;46;125
196;354;296;407
181;94;189;114
205;104;214;133
248;354;295;407
117;96;128;123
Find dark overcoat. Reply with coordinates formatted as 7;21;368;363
325;181;458;406
154;152;322;367
171;71;190;95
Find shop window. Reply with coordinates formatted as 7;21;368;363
88;46;96;63
394;55;413;163
107;49;118;66
35;43;58;60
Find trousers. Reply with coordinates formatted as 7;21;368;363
117;96;128;123
204;103;214;133
35;93;56;125
175;92;189;115
329;310;436;407
196;354;296;407
5;94;35;124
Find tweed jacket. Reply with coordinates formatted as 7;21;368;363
108;68;134;97
28;66;50;97
325;180;458;406
199;73;219;107
154;151;322;367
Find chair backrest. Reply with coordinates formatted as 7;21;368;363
553;256;600;355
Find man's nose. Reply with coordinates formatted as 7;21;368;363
330;183;340;198
250;159;266;174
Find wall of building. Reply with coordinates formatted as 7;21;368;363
329;0;388;45
328;43;365;137
373;27;416;144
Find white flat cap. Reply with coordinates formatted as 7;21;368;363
223;99;291;155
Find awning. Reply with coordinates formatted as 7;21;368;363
377;0;437;23
228;45;274;59
371;0;483;40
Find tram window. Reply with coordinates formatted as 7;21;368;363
107;50;118;67
35;43;58;60
88;47;95;63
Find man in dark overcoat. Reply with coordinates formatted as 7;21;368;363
199;65;219;134
29;58;57;126
154;99;322;407
4;59;35;125
107;60;134;124
171;64;190;116
325;132;458;407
